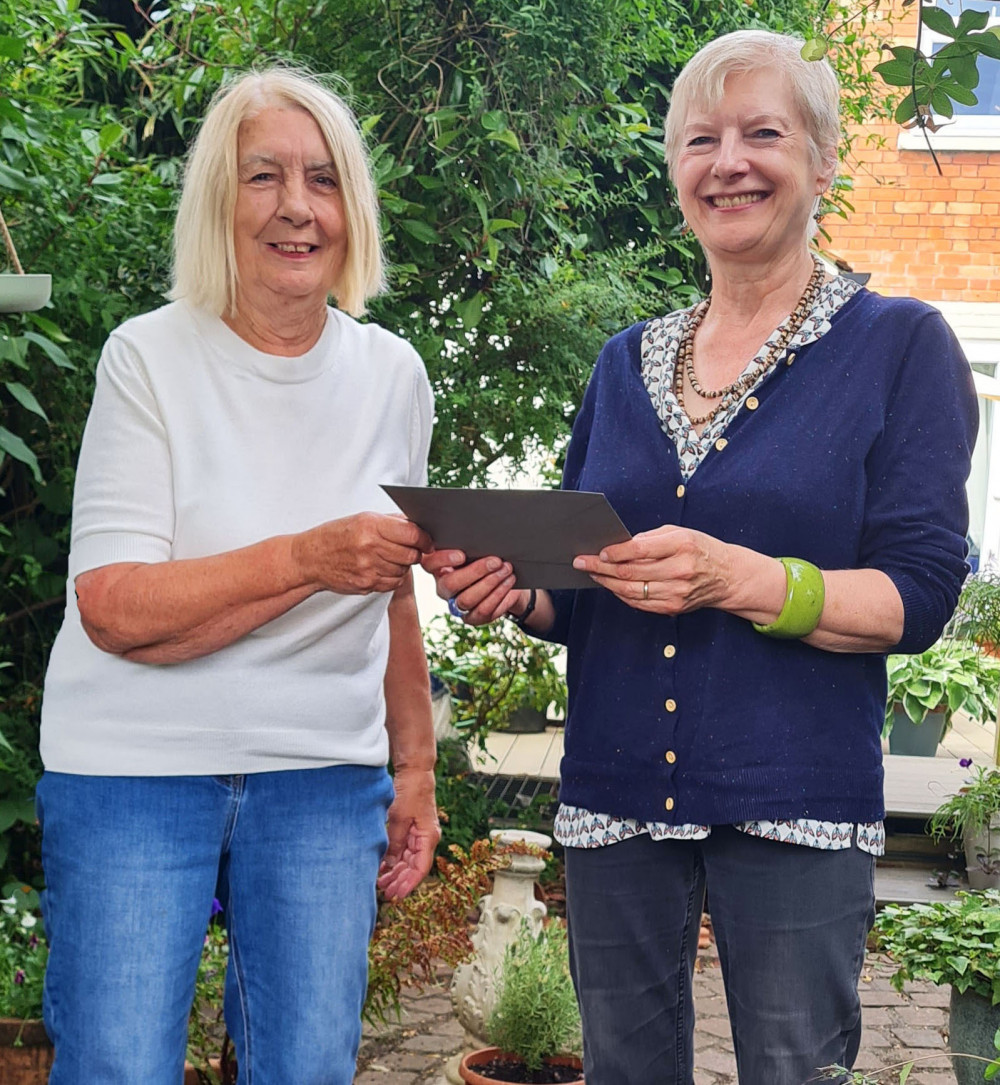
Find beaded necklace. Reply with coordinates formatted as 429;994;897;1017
674;258;826;428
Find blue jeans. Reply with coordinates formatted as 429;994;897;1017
36;765;393;1085
565;825;875;1085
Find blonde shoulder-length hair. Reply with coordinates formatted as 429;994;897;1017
170;67;384;319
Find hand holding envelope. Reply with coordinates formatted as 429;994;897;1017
381;485;631;590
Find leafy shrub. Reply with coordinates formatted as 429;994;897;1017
872;890;1000;1005
884;642;1000;735
424;616;566;747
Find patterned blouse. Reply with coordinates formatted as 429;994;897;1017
554;271;885;857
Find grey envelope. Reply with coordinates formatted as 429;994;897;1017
381;485;632;589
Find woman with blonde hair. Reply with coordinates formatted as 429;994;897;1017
423;30;977;1085
38;67;438;1084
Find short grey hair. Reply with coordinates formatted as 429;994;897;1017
663;30;840;182
171;67;384;319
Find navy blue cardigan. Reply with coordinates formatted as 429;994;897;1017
543;290;978;826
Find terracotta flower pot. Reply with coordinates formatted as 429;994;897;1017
459;1045;584;1085
0;1018;53;1085
0;1021;223;1085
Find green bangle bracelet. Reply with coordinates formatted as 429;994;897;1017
752;557;825;639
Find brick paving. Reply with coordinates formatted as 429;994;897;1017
354;947;957;1085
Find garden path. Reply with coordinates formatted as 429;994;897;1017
354;946;958;1085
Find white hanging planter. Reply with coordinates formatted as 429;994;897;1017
0;203;51;313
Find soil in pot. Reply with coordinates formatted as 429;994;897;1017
460;1048;584;1084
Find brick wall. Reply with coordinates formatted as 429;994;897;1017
821;3;1000;302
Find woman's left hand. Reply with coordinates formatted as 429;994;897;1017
377;766;440;901
572;525;740;614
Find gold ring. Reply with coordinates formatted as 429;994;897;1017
642;581;649;601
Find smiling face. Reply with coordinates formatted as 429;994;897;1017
674;68;833;268
231;105;348;320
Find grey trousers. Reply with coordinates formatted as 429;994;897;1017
564;824;876;1085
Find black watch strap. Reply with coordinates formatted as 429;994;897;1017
510;588;537;629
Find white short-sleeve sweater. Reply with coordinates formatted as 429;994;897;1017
40;300;433;776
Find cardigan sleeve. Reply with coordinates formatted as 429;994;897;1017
528;334;609;646
861;308;978;653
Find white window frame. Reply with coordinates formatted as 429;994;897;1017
897;0;1000;151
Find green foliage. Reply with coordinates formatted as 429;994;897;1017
929;765;1000;843
366;837;500;1025
435;737;502;857
423;615;566;746
872;890;1000;1006
0;0;886;890
884;642;1000;736
819;1030;1000;1084
186;918;231;1085
0;883;46;1019
954;571;1000;655
485;920;582;1072
807;1;1000;137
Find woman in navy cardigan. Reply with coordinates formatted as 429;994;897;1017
423;30;977;1085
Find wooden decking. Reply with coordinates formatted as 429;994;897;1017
471;712;997;905
475;711;994;799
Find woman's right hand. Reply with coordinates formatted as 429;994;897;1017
293;512;432;596
420;549;526;625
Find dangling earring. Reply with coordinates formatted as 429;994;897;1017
680;218;691;236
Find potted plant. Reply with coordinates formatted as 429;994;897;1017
953;570;1000;658
459;920;583;1085
424;616;567;742
0;204;51;314
0;885;49;1085
928;762;1000;890
952;569;1000;765
871;890;1000;1085
883;641;1000;756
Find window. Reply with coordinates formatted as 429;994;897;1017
897;0;1000;150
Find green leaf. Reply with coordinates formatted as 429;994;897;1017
92;172;126;186
0;161;33;191
4;381;49;422
800;38;829;62
945;83;979;107
934;45;981;89
453;291;484;328
481;110;506;132
432;128;463;151
487;219;520;232
99;122;126;153
930;88;955;118
25;313;70;343
399;219;442;245
899;1062;913;1085
972;30;1000;60
956;7;990;34
946;954;970;975
22;331;74;370
875;59;920;88
0;425;42;482
487;129;521;152
113;30;137;53
922;6;959;38
0;797;36;834
0;34;24;59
